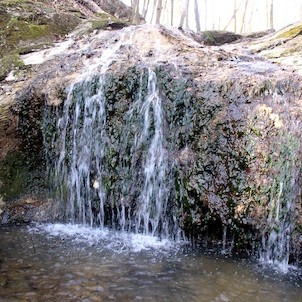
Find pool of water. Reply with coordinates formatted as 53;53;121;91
0;224;301;302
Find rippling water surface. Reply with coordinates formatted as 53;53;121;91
0;224;301;302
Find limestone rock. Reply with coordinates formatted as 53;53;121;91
0;15;301;258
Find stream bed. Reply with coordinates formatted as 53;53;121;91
0;224;301;302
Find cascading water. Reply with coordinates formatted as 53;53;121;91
55;77;107;226
53;56;178;238
260;138;300;272
134;69;168;236
44;27;302;266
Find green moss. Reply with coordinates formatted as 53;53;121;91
203;31;215;44
49;13;81;35
0;1;81;58
277;24;302;39
90;13;128;31
7;19;50;40
0;53;24;80
0;152;30;201
91;19;108;30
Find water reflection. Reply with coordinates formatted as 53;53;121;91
0;225;301;302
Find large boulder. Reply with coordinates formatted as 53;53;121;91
0;23;301;261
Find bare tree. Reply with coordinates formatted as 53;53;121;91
142;0;151;19
161;0;168;24
132;0;140;24
204;0;207;30
240;0;249;33
156;0;163;24
170;0;174;26
193;0;201;32
179;0;190;28
150;0;158;23
223;0;242;32
247;0;255;32
269;0;274;29
234;0;237;32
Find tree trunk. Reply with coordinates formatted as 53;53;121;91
204;0;207;30
269;0;274;29
234;0;237;32
170;0;174;26
150;0;158;23
194;0;201;32
142;0;151;18
132;0;140;24
155;0;163;24
240;0;249;33
179;0;190;28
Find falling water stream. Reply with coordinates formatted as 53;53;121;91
259;137;300;273
54;67;177;237
1;27;301;301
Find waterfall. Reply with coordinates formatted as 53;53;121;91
134;69;169;236
55;77;107;226
260;139;300;272
53;67;179;238
260;180;292;272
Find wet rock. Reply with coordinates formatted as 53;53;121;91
246;21;302;76
0;197;61;225
0;18;301;260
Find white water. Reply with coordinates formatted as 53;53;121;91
260;180;293;273
53;31;179;238
135;69;169;236
260;142;300;273
55;68;176;235
28;223;175;253
56;76;107;226
21;39;74;65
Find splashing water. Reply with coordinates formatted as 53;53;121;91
53;53;178;237
28;223;175;253
260;138;300;273
260;181;292;272
56;77;107;226
135;69;169;236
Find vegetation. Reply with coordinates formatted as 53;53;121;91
0;53;25;80
90;14;129;31
277;23;302;39
0;0;81;78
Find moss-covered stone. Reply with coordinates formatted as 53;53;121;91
0;0;81;58
0;152;30;201
277;24;302;39
90;13;129;31
0;53;25;80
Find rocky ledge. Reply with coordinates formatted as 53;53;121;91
0;7;302;260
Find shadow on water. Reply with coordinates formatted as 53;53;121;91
0;224;301;302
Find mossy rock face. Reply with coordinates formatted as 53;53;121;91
277;23;302;39
0;86;48;203
90;13;130;31
202;31;242;45
0;53;25;80
0;0;82;58
0;152;30;201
